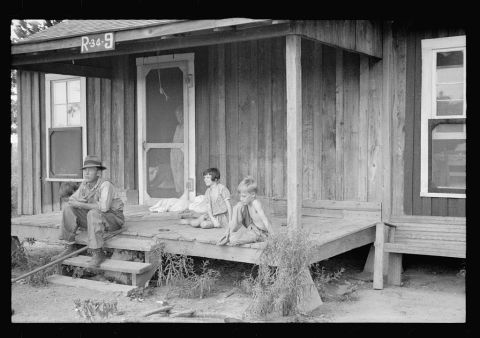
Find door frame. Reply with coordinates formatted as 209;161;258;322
136;53;196;205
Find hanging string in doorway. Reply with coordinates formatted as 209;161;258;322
156;51;169;101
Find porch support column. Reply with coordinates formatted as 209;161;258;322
286;34;302;229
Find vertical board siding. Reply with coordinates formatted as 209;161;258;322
312;41;322;199
403;28;417;215
208;45;219;170
101;78;112;181
335;50;345;200
39;72;53;213
195;48;210;194
111;56;125;188
343;52;360;200
391;25;407;216
402;26;466;217
32;73;42;215
124;56;136;191
237;41;251;182
257;39;272;197
225;43;239;194
21;71;33;215
321;46;337;200
217;45;227;189
367;58;383;202
271;38;286;198
301;40;315;200
358;55;369;201
16;71;23;215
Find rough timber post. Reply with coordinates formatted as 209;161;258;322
286;34;302;230
286;35;322;311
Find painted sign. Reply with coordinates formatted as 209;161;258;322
80;32;115;53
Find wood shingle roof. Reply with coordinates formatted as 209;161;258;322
15;20;181;44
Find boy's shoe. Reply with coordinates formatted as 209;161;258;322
87;249;106;268
51;244;76;261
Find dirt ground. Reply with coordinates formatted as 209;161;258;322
11;241;465;323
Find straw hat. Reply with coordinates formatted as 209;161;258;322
81;155;107;170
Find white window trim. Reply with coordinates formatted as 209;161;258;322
45;74;87;182
420;35;466;198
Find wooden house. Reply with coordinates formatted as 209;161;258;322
11;19;466;289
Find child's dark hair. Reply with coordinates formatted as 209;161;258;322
202;168;220;181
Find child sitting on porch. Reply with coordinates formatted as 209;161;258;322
180;168;232;229
217;176;275;246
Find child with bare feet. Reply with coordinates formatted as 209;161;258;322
217;176;274;246
180;168;232;229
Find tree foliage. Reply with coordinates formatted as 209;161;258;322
11;20;63;134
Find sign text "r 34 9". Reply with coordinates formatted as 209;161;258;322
80;32;115;53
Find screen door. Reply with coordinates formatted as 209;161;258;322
137;54;195;205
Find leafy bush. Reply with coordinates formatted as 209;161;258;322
245;227;317;318
11;237;28;269
156;252;194;287
177;260;220;299
152;248;220;299
74;298;118;322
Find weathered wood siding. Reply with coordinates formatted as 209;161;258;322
195;37;383;203
16;55;136;215
400;24;466;217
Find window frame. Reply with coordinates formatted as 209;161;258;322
420;35;466;198
45;74;87;182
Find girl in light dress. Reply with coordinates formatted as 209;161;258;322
180;168;232;229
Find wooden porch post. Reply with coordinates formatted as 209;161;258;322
286;34;302;229
286;34;322;312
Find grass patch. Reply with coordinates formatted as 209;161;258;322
152;247;220;299
244;227;318;318
12;238;58;286
73;298;119;322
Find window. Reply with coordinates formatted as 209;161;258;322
421;36;466;198
45;74;87;181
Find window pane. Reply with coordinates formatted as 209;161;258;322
437;50;463;67
431;123;466;190
67;103;81;126
437;83;463;101
53;104;67;126
437;66;463;83
436;101;463;116
49;127;83;178
53;81;67;104
67;80;81;103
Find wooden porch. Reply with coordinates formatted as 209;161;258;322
11;203;379;265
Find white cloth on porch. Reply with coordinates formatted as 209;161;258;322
149;191;190;213
148;193;209;214
187;195;209;214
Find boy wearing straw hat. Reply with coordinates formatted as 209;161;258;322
53;155;125;268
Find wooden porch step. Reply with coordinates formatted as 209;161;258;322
47;274;138;295
62;255;152;274
75;232;158;252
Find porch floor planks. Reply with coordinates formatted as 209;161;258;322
12;206;378;263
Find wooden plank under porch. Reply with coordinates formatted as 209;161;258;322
11;204;378;265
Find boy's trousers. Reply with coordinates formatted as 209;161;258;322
59;205;124;249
